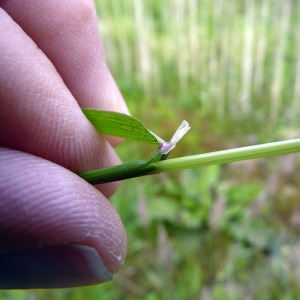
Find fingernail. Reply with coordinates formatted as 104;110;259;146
0;244;112;289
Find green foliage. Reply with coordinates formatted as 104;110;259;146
96;0;300;132
82;109;159;144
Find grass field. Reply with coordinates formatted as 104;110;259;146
2;0;300;299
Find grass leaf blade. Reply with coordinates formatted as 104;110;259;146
82;108;159;144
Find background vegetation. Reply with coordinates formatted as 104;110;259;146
2;0;300;299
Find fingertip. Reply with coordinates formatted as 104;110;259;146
2;0;130;147
0;148;127;276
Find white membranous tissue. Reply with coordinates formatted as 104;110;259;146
150;120;191;155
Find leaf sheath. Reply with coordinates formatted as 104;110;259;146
79;160;156;184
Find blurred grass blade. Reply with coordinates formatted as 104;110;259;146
82;108;160;144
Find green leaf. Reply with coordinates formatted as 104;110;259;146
82;108;159;144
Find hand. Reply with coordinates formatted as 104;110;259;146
0;0;128;288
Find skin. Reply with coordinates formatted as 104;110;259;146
0;0;128;275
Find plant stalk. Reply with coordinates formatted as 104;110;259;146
80;139;300;184
152;138;300;174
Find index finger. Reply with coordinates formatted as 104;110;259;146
1;0;129;146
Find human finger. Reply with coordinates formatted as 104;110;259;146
1;0;129;146
0;8;119;197
0;148;127;288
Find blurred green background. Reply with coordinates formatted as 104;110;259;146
2;0;300;299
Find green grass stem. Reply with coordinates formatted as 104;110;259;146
80;139;300;184
152;139;300;174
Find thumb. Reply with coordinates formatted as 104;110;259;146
0;148;127;288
